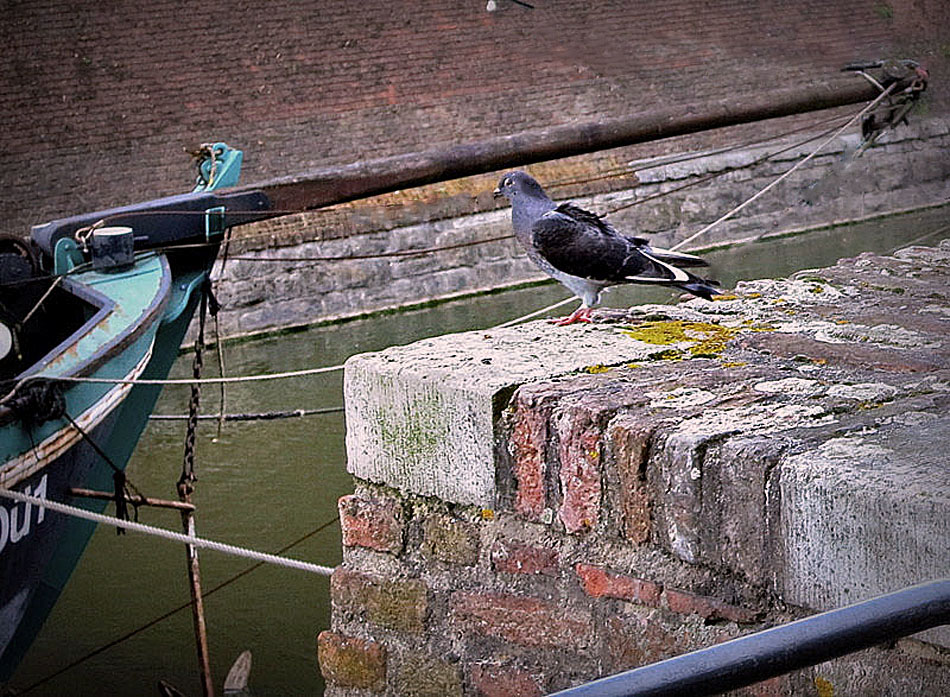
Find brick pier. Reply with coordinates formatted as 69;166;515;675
323;242;950;695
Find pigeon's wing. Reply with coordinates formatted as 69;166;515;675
531;204;693;284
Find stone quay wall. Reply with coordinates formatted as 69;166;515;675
210;117;950;340
321;241;950;696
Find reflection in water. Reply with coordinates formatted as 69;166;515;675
12;206;948;696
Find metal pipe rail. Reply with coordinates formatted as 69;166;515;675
548;579;950;697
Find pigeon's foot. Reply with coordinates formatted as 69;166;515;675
549;307;594;326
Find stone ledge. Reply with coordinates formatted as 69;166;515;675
343;241;950;653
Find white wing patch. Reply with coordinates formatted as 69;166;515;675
624;250;691;283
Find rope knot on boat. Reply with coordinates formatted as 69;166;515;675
6;378;65;427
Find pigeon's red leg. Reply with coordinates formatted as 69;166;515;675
549;306;594;326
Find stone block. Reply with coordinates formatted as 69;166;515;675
344;321;682;506
330;568;428;633
317;631;386;692
395;653;463;697
450;591;592;651
422;514;480;566
779;414;950;648
339;494;405;554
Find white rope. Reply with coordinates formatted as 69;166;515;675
0;487;335;577
495;88;898;329
669;84;895;253
494;295;577;328
22;362;344;388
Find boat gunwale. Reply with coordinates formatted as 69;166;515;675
0;253;172;429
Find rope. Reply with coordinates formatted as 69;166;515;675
0;487;335;576
223;233;514;263
669;84;895;253
494;296;576;328
17;363;344;387
13;515;340;695
495;90;897;328
150;406;343;421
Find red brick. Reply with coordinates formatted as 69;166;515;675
317;631;386;692
510;400;548;520
450;591;591;651
605;610;743;673
575;563;661;606
471;664;542;697
665;589;758;624
556;408;602;533
331;567;428;632
338;494;405;554
491;539;559;576
608;416;657;543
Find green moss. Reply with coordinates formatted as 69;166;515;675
378;394;450;466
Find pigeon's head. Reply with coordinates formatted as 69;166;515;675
493;171;549;203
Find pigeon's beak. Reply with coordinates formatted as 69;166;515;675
492;187;503;199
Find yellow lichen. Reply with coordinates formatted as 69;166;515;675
584;364;611;374
621;320;739;358
815;676;834;697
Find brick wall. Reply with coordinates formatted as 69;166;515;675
327;243;950;695
3;0;948;238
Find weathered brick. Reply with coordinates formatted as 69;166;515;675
471;664;542;697
339;493;405;554
396;653;463;697
450;591;591;651
331;567;427;632
665;588;758;624
491;539;559;576
510;399;548;520
317;631;386;692
555;407;603;533
575;563;661;606
423;513;480;565
605;610;742;673
607;415;656;543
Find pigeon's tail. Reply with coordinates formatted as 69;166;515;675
634;250;722;300
674;275;721;301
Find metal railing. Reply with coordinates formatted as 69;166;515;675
549;579;950;697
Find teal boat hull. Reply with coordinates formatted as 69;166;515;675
0;248;217;681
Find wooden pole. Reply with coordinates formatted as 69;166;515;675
178;488;214;697
240;78;895;214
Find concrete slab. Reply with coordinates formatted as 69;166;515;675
344;319;690;506
780;412;950;647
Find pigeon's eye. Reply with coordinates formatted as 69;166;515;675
503;178;511;188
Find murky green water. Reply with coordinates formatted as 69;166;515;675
11;205;948;696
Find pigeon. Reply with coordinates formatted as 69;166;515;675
493;171;721;325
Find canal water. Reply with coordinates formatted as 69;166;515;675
11;205;949;696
